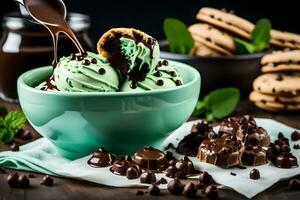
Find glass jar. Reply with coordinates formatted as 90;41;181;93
0;12;94;102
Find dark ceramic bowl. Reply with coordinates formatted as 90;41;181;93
160;40;269;97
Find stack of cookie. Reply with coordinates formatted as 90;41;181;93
190;7;300;56
250;50;300;112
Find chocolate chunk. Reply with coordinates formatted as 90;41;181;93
88;148;115;168
165;151;175;161
153;71;162;77
198;136;244;168
10;142;19;151
18;174;30;188
278;132;284;139
230;172;236;176
199;171;215;187
162;60;168;66
148;184;160;195
288;179;300;190
76;55;84;61
136;190;145;196
205;185;219;200
140;171;156;184
167;179;184;195
182;182;197;198
155;178;168;185
82;59;90;65
69;53;76;60
165;165;178;178
291;131;300;141
98;68;106;75
40;175;54;186
176;120;212;156
126;166;141;179
293;144;300;149
249;168;260;180
169;71;177;77
156;79;164;86
175;155;198;178
7;173;19;188
241;145;268;166
91;58;97;64
134;147;168;171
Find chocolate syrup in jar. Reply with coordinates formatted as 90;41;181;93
0;11;92;101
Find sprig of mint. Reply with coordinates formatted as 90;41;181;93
193;87;240;121
0;111;26;144
163;18;194;54
234;18;271;54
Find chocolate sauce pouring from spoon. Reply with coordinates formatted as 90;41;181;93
17;0;86;67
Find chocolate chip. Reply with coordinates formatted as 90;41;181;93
165;151;175;161
272;88;276;93
157;61;162;67
126;166;141;179
276;74;284;81
156;80;164;86
175;80;182;86
82;59;90;65
230;172;237;176
69;53;76;60
153;71;162;77
162;60;168;66
278;132;284;139
291;131;300;141
199;171;214;186
148;184;160;195
10;142;19;151
81;52;88;57
40;175;54;186
169;71;177;77
91;58;97;64
140;171;156;184
249;168;260;180
7;173;19;188
205;185;219;200
155;178;168;185
182;182;197;198
165;143;176;151
165;165;177;178
289;179;300;190
167;179;184;195
18;174;30;188
136;190;145;196
98;68;106;75
293;144;300;149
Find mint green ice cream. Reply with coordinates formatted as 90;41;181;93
120;61;183;92
37;52;120;92
119;37;160;73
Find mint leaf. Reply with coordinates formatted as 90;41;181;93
251;18;271;52
234;38;256;54
208;88;240;119
192;101;206;116
5;111;26;131
0;111;26;143
163;18;194;54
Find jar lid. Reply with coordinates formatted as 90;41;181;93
3;12;91;32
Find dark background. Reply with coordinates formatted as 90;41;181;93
1;0;300;43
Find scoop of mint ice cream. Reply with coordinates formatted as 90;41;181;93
37;52;120;92
120;60;183;92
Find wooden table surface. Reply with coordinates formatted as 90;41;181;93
0;99;299;200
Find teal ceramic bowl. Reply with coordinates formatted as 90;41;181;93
17;61;201;159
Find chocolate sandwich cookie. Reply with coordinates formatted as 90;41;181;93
261;50;300;73
270;30;300;49
196;7;254;39
253;73;300;96
193;41;222;57
250;91;300;104
176;120;212;156
197;135;244;168
189;23;235;55
134;147;168;171
241;145;268;166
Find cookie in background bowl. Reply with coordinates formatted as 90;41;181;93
271;30;300;50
